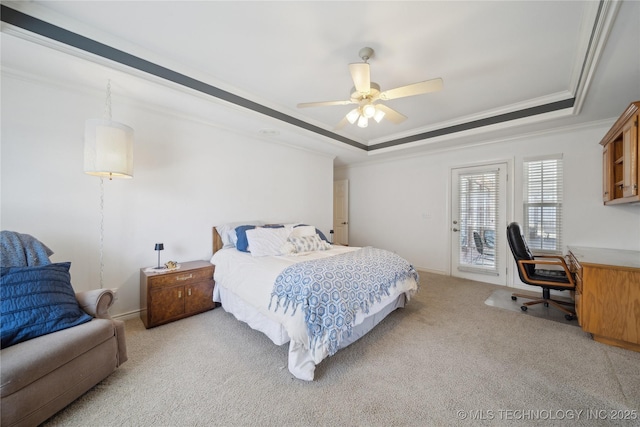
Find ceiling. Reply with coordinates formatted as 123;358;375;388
1;1;639;166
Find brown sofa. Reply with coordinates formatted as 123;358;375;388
0;288;127;427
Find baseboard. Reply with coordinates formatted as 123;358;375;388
415;267;448;276
113;310;141;321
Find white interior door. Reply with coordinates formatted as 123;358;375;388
450;163;508;286
333;180;349;245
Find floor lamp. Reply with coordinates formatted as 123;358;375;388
84;80;134;288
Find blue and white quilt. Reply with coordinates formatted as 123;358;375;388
270;246;419;356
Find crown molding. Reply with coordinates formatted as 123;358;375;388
1;1;619;155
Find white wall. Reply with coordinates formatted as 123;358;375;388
3;71;639;315
335;124;640;281
1;73;334;317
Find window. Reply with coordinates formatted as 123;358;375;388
523;155;563;253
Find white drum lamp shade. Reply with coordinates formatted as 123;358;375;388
84;118;134;179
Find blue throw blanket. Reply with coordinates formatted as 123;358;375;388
0;231;53;267
270;247;419;356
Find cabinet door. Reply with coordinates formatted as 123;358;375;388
150;285;185;325
574;274;583;326
567;253;583;326
581;267;640;346
622;116;638;197
185;280;215;314
602;143;613;202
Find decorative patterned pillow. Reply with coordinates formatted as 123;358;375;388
288;235;331;253
1;262;92;348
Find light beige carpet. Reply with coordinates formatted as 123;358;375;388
44;272;640;426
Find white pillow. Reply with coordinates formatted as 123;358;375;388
216;221;263;248
246;227;290;257
290;225;316;238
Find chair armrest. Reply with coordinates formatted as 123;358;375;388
75;289;128;365
75;288;116;319
533;254;566;261
518;258;575;286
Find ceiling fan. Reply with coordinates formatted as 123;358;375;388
297;47;443;129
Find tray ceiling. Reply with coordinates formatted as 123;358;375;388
1;1;639;165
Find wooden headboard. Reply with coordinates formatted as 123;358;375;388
212;227;223;254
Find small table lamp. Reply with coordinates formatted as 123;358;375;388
154;243;164;269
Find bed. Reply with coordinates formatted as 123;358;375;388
209;223;419;380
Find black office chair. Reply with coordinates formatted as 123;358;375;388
473;231;494;263
506;222;576;320
473;231;484;262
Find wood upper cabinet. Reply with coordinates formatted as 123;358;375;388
622;116;639;198
602;142;613;202
140;260;215;328
600;101;640;205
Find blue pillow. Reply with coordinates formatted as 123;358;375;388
1;262;92;348
235;225;256;252
315;228;329;242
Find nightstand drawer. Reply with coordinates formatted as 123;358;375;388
148;267;212;287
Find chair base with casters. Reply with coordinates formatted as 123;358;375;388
506;222;577;322
511;287;576;321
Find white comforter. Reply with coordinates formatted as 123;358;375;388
210;246;418;380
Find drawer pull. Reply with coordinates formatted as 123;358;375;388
188;288;192;296
178;290;182;299
176;274;193;281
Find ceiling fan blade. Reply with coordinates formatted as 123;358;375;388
379;78;443;100
297;100;355;108
375;104;407;124
349;63;371;94
334;117;349;130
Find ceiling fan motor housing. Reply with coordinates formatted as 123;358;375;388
359;47;374;62
350;82;380;101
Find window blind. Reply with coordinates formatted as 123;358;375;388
458;168;499;274
523;155;563;253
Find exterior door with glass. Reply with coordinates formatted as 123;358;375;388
450;163;508;286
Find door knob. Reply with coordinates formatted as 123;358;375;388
452;228;459;232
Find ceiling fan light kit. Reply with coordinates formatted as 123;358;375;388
297;47;443;128
346;108;360;124
362;104;376;118
347;104;386;128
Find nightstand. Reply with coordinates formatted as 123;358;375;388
140;260;215;328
